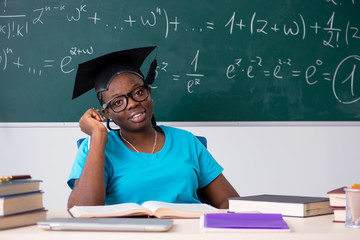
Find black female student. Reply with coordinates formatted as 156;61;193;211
67;46;239;209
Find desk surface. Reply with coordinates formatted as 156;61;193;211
1;209;359;240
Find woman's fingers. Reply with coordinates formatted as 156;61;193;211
79;108;107;135
88;108;106;122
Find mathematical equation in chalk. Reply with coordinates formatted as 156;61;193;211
1;0;360;108
0;3;359;48
225;54;360;104
0;45;95;76
0;46;204;94
224;11;360;49
1;45;360;104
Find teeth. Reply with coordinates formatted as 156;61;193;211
132;113;142;118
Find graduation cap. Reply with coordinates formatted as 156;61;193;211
72;46;157;100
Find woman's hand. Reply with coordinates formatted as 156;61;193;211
79;108;107;136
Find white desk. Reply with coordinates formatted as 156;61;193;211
1;209;359;240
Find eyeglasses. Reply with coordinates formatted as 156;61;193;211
102;85;150;113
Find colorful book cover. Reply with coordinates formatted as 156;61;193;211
201;213;290;231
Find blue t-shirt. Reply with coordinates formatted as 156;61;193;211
67;125;223;205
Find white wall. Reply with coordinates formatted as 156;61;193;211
1;123;360;209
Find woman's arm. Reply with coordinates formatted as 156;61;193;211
198;173;239;209
67;109;108;208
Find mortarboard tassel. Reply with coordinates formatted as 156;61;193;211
145;59;157;127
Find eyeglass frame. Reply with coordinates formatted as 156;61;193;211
102;84;150;113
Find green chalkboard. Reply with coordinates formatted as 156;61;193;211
1;0;360;122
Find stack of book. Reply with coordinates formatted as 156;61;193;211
0;176;47;230
327;187;346;223
229;194;332;217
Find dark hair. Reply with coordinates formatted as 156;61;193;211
96;91;104;106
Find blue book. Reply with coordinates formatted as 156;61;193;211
201;213;290;232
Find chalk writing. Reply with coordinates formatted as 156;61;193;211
225;55;360;104
1;0;360;124
326;0;357;6
33;5;66;24
69;46;94;56
224;11;359;48
0;47;83;75
333;55;360;104
0;20;29;39
159;50;204;93
1;2;359;47
0;47;11;70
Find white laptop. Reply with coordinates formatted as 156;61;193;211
37;218;173;232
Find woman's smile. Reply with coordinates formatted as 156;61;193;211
128;110;146;123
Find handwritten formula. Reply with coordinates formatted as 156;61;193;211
0;0;360;122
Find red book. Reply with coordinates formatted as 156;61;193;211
331;206;345;223
327;187;346;207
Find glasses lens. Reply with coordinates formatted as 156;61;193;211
109;86;149;113
131;86;149;102
110;96;127;112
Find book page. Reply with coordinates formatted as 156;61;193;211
69;203;150;217
76;203;142;213
141;201;218;213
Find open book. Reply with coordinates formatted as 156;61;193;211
69;201;221;219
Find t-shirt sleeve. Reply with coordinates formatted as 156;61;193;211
193;136;224;189
67;137;90;189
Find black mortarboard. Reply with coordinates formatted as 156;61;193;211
72;46;157;100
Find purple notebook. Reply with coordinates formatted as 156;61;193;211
202;213;290;230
